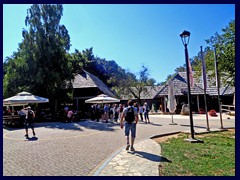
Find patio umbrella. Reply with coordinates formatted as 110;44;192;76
3;91;49;106
233;93;235;106
85;94;120;104
167;80;177;125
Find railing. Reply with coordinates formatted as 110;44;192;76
221;104;235;115
3;115;24;126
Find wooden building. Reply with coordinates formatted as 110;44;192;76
71;70;117;111
68;70;234;114
156;72;235;113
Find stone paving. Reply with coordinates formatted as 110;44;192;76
3;113;235;176
94;139;161;176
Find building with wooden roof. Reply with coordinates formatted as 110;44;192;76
67;69;234;114
71;70;116;110
120;86;164;107
156;72;235;113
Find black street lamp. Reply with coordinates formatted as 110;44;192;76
180;30;203;143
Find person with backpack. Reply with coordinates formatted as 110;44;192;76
24;106;36;139
120;100;139;152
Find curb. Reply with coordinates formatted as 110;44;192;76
90;138;157;176
92;147;123;176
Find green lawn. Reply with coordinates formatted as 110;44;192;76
159;130;235;176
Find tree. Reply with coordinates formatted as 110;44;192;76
115;65;155;105
3;4;73;111
193;20;235;86
163;20;235;87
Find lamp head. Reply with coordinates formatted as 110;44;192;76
180;30;191;46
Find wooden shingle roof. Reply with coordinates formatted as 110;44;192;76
156;72;234;97
71;70;117;98
120;86;164;100
156;73;204;96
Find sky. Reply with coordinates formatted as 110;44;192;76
3;4;235;83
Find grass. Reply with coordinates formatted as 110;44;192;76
159;130;235;176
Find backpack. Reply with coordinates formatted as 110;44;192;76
146;105;150;111
125;107;135;123
27;110;34;121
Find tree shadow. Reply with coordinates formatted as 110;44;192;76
34;120;118;132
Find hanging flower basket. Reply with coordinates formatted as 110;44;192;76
208;109;218;116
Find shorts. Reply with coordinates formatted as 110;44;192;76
25;120;34;129
125;122;136;138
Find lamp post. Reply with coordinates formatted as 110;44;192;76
180;30;203;143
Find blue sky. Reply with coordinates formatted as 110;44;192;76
3;4;235;83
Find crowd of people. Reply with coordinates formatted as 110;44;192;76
4;101;152;145
87;101;151;124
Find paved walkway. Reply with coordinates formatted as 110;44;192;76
3;113;235;176
90;113;235;176
92;139;161;176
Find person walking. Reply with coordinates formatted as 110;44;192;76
95;104;101;122
113;104;119;123
24;106;36;139
139;105;144;121
103;104;109;123
143;102;150;123
118;104;124;121
120;100;138;152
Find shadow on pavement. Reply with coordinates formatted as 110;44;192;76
3;125;25;131
137;121;162;126
25;136;38;141
159;156;172;163
180;124;207;129
34;120;119;132
149;122;162;126
133;151;161;162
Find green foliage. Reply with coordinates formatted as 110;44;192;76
5;4;233;113
205;20;235;86
192;20;235;86
163;20;235;87
115;65;155;105
3;4;152;110
3;4;73;110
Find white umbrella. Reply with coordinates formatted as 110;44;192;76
233;93;235;106
85;94;120;104
3;91;49;106
167;80;177;125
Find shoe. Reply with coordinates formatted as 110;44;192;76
130;146;135;152
25;134;29;139
126;144;130;150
